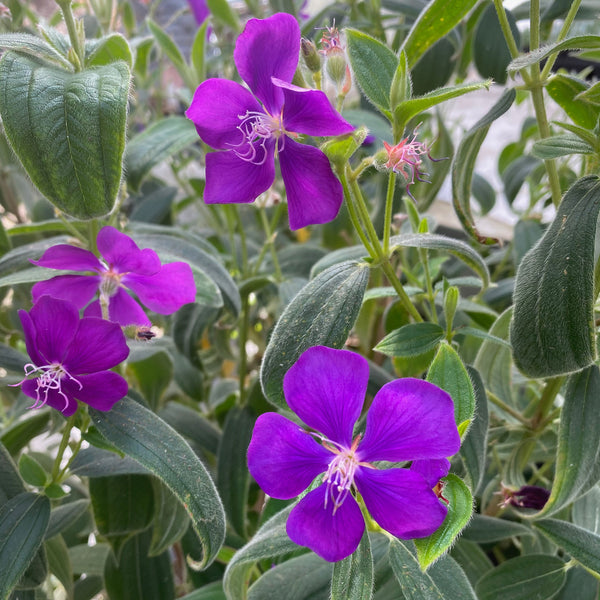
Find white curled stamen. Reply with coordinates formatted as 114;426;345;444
228;110;284;165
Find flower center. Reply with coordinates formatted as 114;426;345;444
18;362;82;412
99;269;124;299
229;110;286;165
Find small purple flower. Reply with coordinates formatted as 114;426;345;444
31;226;196;327
15;296;129;417
247;346;461;562
185;13;355;230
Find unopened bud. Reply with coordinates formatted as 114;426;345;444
326;48;347;85
341;65;352;95
124;325;157;341
501;484;550;510
301;38;321;73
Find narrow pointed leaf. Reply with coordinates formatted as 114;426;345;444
90;396;226;569
0;54;129;219
452;88;515;244
148;479;190;557
346;29;398;118
415;474;473;570
260;260;370;409
475;555;566;600
0;492;50;600
331;532;374;600
375;322;443;357
0;33;72;68
401;0;477;67
511;176;600;377
532;134;594;159
538;366;600;517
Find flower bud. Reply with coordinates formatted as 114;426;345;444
326;48;347;85
301;38;321;73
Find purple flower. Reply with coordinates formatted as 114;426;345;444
188;0;209;25
31;226;196;327
185;13;355;230
247;346;461;562
15;296;129;417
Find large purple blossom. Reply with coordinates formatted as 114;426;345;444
16;296;129;417
247;346;461;562
185;13;354;230
31;226;196;327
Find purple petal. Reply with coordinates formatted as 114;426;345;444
97;227;161;276
186;79;263;150
234;13;300;114
18;310;44;366
103;289;151;326
188;0;209;24
247;413;332;499
63;317;129;374
283;346;367;447
73;371;128;411
26;296;79;364
31;244;103;272
276;80;355;136
124;262;196;314
32;275;100;309
286;484;364;562
411;458;451;488
279;137;343;230
355;467;447;539
21;378;78;416
358;379;460;463
204;148;275;204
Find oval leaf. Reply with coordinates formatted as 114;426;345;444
0;492;50;599
511;176;600;377
260;260;370;409
331;532;374;600
0;54;129;219
475;554;566;600
415;474;473;570
90;396;226;569
375;322;444;357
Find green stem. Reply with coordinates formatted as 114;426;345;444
224;206;240;276
259;208;282;282
382;173;397;256
50;413;78;483
238;294;250;406
532;376;564;428
58;214;85;242
56;0;85;70
234;206;249;276
338;168;375;255
421;249;438;324
493;0;521;59
540;0;583;79
530;0;540;51
487;390;531;426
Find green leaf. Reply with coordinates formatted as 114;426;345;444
389;540;476;600
128;351;173;410
191;21;209;84
206;0;240;30
394;80;490;131
0;33;72;68
511;176;600;377
179;581;227;600
573;486;600;534
45;535;74;600
452;88;516;244
459;367;489;493
85;33;133;68
125;117;199;191
18;454;48;487
331;532;374;600
374;322;444;357
427;343;475;428
45;499;89;540
537;366;600;517
346;29;398;119
217;407;255;538
248;553;332;599
389;232;490;288
147;20;193;89
473;5;519;85
450;540;493;587
390;51;412;111
508;36;600;73
223;506;297;600
532;134;595;159
462;514;533;543
1;409;50;455
546;73;600;130
260;260;370;409
0;492;50;600
69;543;110;576
90;396;226;569
0;54;129;219
401;0;477;67
502;155;543;204
104;529;175;600
148;479;190;557
475;554;566;600
415;474;473;569
90;474;154;538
